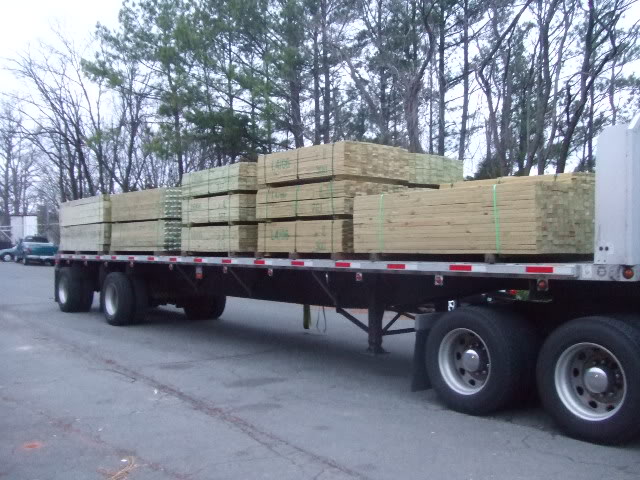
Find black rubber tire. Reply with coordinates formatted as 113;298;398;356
183;295;226;320
101;272;147;326
57;267;93;313
22;257;29;266
537;316;640;444
426;306;538;415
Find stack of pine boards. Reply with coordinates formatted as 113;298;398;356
408;153;464;186
181;162;258;254
257;142;415;256
59;195;111;252
110;188;182;252
354;173;595;256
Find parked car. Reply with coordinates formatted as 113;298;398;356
0;245;19;262
14;238;59;265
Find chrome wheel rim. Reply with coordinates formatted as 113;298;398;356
2;254;10;262
104;283;118;317
554;342;626;421
58;280;68;304
438;328;491;395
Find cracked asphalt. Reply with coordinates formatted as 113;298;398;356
1;262;639;479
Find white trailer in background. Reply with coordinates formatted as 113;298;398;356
10;215;38;243
54;116;640;445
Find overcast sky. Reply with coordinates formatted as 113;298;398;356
0;0;123;92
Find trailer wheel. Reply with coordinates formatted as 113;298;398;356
57;267;94;313
426;306;537;415
537;316;640;444
2;253;12;262
101;272;148;326
183;295;226;320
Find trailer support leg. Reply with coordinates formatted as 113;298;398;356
367;288;386;355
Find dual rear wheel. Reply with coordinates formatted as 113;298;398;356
426;307;640;444
100;272;226;325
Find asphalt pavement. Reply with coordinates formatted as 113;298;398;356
1;261;639;480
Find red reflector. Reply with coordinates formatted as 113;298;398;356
450;264;472;272
194;258;203;263
80;256;86;260
222;259;232;264
169;257;177;262
95;255;101;260
147;256;155;261
128;256;135;261
254;259;265;265
387;264;406;270
526;266;554;274
111;255;117;260
291;260;304;266
335;262;351;268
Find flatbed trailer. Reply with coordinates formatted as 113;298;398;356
54;117;640;445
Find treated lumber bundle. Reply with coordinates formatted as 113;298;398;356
110;220;181;252
60;223;111;252
441;172;594;189
181;225;257;253
110;188;181;222
354;177;594;256
407;153;463;186
59;195;111;226
258;220;353;254
256;180;406;220
182;162;257;197
182;194;256;225
258;142;408;187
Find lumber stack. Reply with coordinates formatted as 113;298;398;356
59;195;111;251
257;141;408;186
111;220;181;251
108;187;182;252
258;220;353;255
182;162;257;197
354;173;595;256
181;162;258;254
256;180;405;221
110;188;181;222
407;153;463;186
257;142;413;256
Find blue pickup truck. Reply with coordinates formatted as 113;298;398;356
0;236;58;265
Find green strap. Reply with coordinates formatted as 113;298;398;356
329;179;334;215
331;142;335;178
377;194;385;252
492;184;501;254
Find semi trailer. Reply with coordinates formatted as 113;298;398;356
53;117;640;445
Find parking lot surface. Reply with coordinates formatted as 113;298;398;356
1;262;639;479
